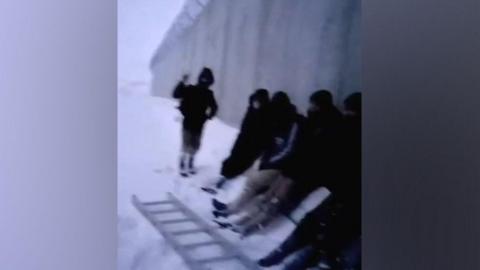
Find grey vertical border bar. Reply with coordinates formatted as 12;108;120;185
363;0;480;269
0;0;116;269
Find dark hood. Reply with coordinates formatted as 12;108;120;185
269;91;297;131
344;92;361;116
197;67;215;87
249;88;270;108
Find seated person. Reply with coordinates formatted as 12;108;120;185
201;89;270;194
211;92;303;236
258;92;361;270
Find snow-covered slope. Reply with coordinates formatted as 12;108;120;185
117;86;328;270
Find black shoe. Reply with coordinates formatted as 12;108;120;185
257;249;286;267
215;177;228;189
212;210;229;219
188;156;196;175
179;154;187;177
212;198;227;211
213;220;232;229
201;187;217;195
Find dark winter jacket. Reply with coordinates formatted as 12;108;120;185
259;105;303;172
221;91;270;178
306;112;361;238
291;105;344;187
172;82;218;132
238;97;269;137
279;112;361;263
328;113;361;207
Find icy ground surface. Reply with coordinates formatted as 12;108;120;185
118;86;328;270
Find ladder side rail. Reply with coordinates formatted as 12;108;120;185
167;193;262;270
131;195;208;270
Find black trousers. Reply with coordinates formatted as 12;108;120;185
270;197;360;269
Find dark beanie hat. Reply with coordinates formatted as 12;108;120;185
271;91;291;106
310;90;333;106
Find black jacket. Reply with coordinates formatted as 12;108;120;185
288;106;343;187
172;82;218;131
221;98;270;178
259;106;304;172
329;113;361;205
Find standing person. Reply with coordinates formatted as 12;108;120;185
172;67;218;177
202;89;270;194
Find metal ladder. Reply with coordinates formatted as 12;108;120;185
131;193;261;270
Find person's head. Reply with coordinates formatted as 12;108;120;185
270;91;291;110
197;67;214;87
250;88;270;109
269;91;296;128
344;92;361;116
309;90;334;112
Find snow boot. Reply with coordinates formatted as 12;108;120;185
213;220;233;229
212;209;229;219
179;154;189;177
188;155;197;175
212;198;227;211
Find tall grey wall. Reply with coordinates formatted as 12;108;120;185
151;0;360;126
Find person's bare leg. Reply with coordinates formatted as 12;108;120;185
226;170;279;214
236;206;273;236
239;176;294;236
231;196;265;227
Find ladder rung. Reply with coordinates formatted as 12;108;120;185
158;218;192;225
183;241;220;249
133;193;262;270
171;228;205;236
143;200;173;206
150;209;181;214
197;254;237;264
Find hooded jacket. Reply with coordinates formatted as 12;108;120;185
221;89;270;178
259;95;304;172
172;68;218;131
290;104;343;185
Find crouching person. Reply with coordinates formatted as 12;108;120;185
211;91;302;236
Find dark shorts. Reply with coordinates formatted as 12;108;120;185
182;117;206;154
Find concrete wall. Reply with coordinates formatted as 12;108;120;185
151;0;360;126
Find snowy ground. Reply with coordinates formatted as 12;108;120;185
117;84;329;270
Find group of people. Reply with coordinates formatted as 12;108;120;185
172;67;361;270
